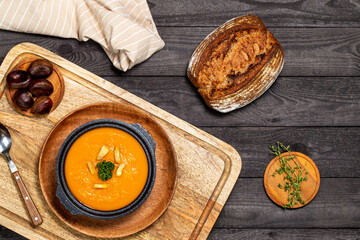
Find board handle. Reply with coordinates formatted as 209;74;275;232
12;171;43;226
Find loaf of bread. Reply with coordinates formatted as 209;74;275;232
187;15;284;113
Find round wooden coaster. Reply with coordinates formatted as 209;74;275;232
5;54;65;117
264;152;320;208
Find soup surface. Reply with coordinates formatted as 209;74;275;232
65;127;148;211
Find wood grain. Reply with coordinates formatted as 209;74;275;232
0;225;27;240
4;225;360;240
149;0;360;27
215;178;360;228
105;76;360;127
139;27;360;77
0;1;359;238
201;127;360;178
0;43;242;240
0;27;359;77
208;229;360;240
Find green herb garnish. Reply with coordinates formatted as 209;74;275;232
269;142;307;209
96;160;115;181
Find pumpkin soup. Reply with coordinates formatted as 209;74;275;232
64;127;148;211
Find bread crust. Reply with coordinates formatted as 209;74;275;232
187;15;284;113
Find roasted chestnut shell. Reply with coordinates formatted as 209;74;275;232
6;70;31;89
31;96;53;114
13;89;34;111
29;79;54;96
28;59;53;78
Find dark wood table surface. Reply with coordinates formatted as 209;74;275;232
1;1;359;239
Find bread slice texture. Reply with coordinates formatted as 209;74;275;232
187;15;284;113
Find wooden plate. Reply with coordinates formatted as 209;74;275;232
5;54;65;116
39;102;178;238
264;152;320;208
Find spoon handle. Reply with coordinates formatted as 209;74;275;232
12;171;43;226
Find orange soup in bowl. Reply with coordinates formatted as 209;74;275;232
64;127;148;211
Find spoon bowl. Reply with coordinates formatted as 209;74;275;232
0;123;12;156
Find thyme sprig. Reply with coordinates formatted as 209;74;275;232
269;142;308;209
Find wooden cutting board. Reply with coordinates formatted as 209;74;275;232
0;43;241;240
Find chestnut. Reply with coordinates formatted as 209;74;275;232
31;96;53;114
6;70;31;89
28;59;53;78
28;79;54;96
13;89;34;111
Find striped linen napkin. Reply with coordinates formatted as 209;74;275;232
0;0;164;71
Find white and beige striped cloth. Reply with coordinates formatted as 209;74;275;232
0;0;164;71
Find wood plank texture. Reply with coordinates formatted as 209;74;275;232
202;127;360;178
208;229;360;240
105;76;360;127
0;226;26;240
149;0;360;27
0;27;359;77
126;27;360;77
3;223;360;240
214;178;360;228
1;0;360;239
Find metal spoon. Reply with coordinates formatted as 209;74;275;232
0;123;42;226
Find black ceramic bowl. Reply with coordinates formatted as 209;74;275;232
56;119;156;219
